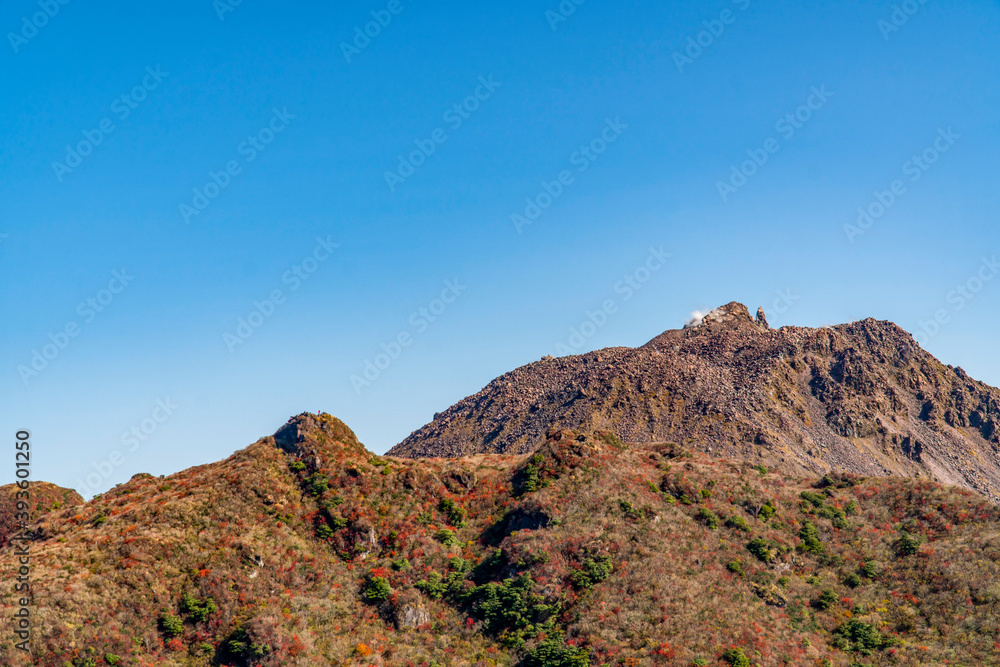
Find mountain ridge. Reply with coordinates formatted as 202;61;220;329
389;302;1000;501
5;415;1000;665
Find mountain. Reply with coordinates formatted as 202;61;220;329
5;414;1000;666
389;302;1000;501
0;482;82;547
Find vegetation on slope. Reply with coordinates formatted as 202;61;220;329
0;482;83;547
3;413;1000;666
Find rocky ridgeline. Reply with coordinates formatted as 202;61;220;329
389;302;1000;501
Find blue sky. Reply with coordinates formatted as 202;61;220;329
2;0;999;496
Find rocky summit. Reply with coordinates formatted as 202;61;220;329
390;302;1000;501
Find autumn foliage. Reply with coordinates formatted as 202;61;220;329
3;413;1000;666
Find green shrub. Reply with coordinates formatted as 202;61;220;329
570;556;613;590
844;573;863;588
180;593;217;622
104;656;122;666
416;572;447;599
799;521;824;553
746;537;775;563
619;499;642;520
307;475;329;497
859;561;879;579
362;576;392;604
438;498;467;527
814;589;839;610
800;491;826;508
289;461;306;471
726;515;751;532
721;647;752;667
832;620;888;655
470;574;555;649
759;502;776;520
897;532;922;556
227;629;271;659
522;635;590;667
726;560;744;576
392;558;411;571
316;524;334;539
435;527;460;547
697;508;720;529
519;454;546;494
160;613;184;637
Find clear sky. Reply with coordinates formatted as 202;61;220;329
2;0;999;496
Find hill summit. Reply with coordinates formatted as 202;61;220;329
6;414;1000;665
390;302;1000;501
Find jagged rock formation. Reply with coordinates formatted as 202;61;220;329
389;302;1000;501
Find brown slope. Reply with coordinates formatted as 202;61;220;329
0;482;83;547
0;413;509;666
9;416;1000;665
389;301;1000;501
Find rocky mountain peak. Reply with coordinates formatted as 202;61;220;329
683;301;756;329
389;303;1000;501
270;412;366;468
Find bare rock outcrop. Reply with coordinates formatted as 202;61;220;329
389;302;1000;501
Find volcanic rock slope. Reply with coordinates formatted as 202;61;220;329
390;302;1000;501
